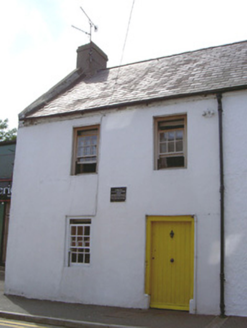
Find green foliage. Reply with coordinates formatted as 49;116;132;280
0;119;17;142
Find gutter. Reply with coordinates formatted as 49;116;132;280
217;93;225;317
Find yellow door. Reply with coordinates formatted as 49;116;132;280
145;216;194;311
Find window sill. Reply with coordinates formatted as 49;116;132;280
67;263;91;267
71;172;98;176
154;166;187;171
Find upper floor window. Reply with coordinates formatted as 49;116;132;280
155;115;187;169
72;126;99;175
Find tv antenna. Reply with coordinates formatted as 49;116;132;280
72;7;98;42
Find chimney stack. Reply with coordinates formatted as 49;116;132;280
76;42;108;76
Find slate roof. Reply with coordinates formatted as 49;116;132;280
23;40;247;120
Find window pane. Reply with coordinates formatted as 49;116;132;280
86;136;91;146
77;236;83;246
176;130;183;140
168;132;174;141
168;142;174;152
166;156;184;167
78;253;84;263
84;237;90;246
91;145;97;155
85;254;90;263
71;226;76;235
160;143;167;153
77;148;83;157
76;162;97;174
78;137;85;147
158;157;168;169
71;253;77;263
78;226;83;235
91;135;97;145
176;140;183;152
85;226;90;235
71;237;76;246
160;133;166;142
159;119;184;130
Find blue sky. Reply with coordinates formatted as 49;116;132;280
1;0;246;129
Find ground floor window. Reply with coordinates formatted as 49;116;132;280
67;218;91;265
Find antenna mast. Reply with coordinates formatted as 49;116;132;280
72;6;98;42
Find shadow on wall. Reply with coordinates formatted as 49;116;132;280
0;267;4;282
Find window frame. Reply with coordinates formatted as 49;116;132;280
72;125;100;175
66;217;92;267
154;114;187;170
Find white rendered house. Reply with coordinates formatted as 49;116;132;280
5;41;247;316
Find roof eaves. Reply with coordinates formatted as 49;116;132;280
19;68;86;120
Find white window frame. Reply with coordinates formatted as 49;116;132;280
72;125;99;175
66;218;92;266
154;115;187;170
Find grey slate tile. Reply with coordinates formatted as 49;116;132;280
25;41;247;119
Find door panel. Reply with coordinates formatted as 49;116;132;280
146;216;194;310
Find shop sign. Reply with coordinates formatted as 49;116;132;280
0;181;12;201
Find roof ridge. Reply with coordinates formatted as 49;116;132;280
106;39;247;71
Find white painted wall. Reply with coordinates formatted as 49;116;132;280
222;91;247;316
5;92;247;315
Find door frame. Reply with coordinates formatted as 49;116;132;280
145;215;195;311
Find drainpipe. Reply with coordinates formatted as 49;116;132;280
217;93;225;317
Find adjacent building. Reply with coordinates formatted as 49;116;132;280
0;140;16;265
5;41;247;316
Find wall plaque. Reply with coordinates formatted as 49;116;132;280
110;187;127;202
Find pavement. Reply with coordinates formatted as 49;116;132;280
0;267;247;328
